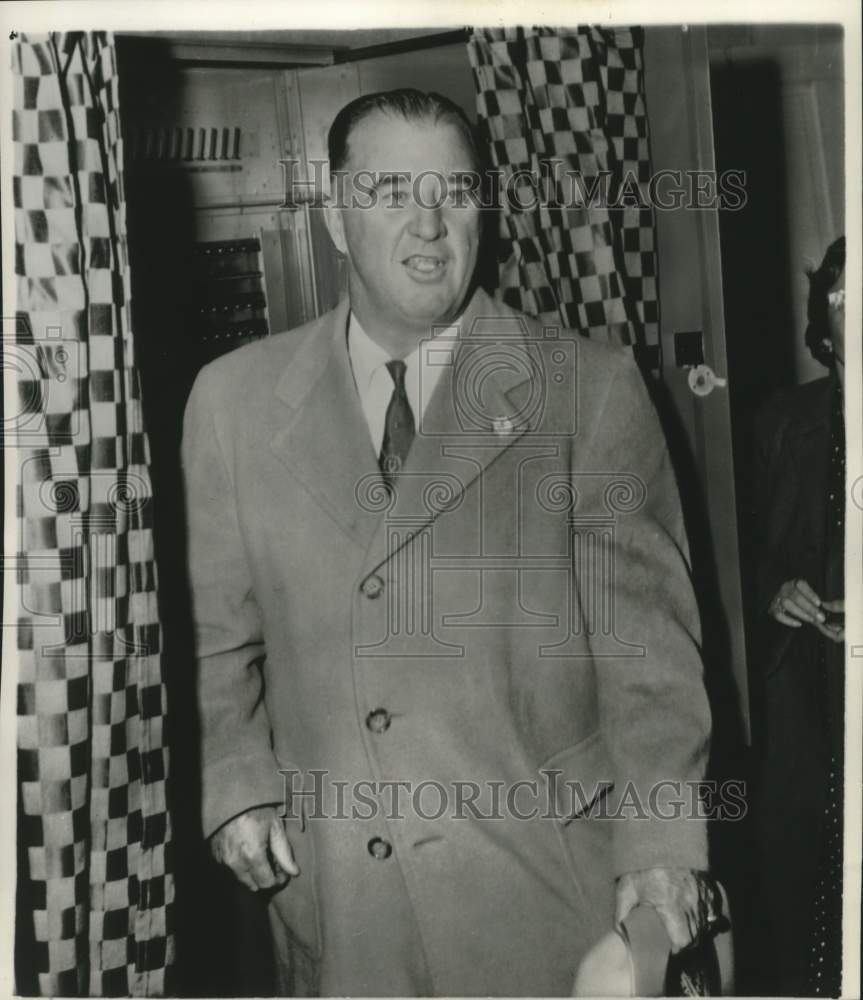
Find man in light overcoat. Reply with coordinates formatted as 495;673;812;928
182;88;716;996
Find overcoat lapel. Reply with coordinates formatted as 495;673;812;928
364;287;540;572
269;288;543;563
269;298;381;550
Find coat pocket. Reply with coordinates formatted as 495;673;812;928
538;730;616;824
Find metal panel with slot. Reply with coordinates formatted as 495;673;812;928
123;61;289;207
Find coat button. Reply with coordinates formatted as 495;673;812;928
367;837;392;860
366;708;392;733
361;574;384;599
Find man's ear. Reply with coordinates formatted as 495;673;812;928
324;203;348;257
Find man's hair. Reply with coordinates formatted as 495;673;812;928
327;88;483;174
805;236;845;367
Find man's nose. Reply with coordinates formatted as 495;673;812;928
408;204;446;240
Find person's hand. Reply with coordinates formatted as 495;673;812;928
210;805;299;892
769;578;826;629
615;868;721;953
816;598;845;644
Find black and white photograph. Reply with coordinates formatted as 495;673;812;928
1;2;859;997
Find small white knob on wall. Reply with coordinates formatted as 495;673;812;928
687;364;728;397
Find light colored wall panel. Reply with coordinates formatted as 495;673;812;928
356;43;476;118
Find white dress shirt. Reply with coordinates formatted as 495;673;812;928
347;312;458;456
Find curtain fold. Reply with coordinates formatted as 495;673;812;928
12;31;174;996
468;26;660;352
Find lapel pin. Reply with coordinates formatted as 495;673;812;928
492;415;514;436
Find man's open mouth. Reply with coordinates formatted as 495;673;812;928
403;254;446;274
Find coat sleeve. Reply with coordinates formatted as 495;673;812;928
578;352;711;876
181;364;285;838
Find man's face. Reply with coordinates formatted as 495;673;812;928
327;112;480;336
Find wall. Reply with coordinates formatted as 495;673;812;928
296;41;475;167
709;24;844;387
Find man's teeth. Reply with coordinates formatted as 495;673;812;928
405;256;444;272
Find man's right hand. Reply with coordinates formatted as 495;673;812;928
210;805;299;892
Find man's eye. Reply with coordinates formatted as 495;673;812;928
384;186;409;207
445;181;476;207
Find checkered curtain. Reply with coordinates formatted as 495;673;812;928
12;32;174;996
468;26;659;350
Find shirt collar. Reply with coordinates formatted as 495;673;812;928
347;311;459;387
347;312;394;396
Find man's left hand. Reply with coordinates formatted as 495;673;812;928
615;867;720;952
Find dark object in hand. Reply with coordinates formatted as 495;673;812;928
822;607;844;627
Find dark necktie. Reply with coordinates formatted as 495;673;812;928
379;359;415;484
